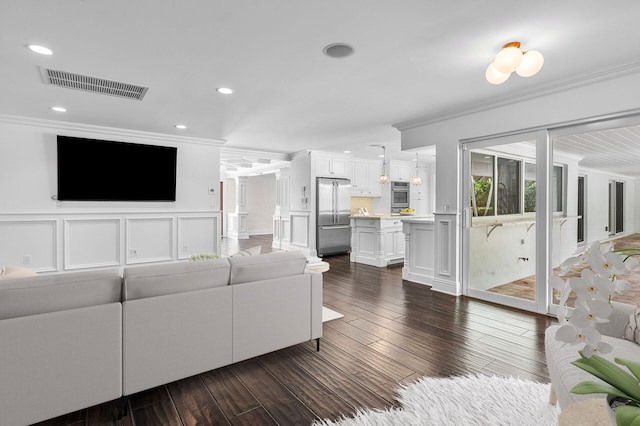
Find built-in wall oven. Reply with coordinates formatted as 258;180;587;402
390;181;410;213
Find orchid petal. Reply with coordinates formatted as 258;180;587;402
615;279;631;293
582;345;595;358
623;256;639;272
582;327;602;346
595;341;613;354
587;300;613;318
556;324;583;344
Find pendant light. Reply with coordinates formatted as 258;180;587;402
379;146;389;184
411;153;422;185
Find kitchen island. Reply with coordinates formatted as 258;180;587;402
350;214;432;267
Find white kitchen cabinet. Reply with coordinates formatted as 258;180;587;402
350;161;382;197
316;155;348;177
390;161;413;182
367;163;382;197
384;224;405;261
409;166;429;215
350;162;370;193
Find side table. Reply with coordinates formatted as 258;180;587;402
305;261;330;273
558;398;613;426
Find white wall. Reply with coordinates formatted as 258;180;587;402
246;174;276;235
0;116;224;272
0;118;222;213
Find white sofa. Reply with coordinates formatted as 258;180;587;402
0;269;123;426
0;250;323;426
544;301;639;410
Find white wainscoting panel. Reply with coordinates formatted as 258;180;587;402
126;217;174;264
289;212;310;248
177;216;218;259
0;220;57;272
64;218;120;270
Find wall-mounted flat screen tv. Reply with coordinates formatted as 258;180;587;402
57;135;177;201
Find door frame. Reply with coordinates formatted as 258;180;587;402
461;130;551;314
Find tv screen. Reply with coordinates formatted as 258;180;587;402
57;136;177;201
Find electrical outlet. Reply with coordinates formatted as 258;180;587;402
130;248;138;257
182;244;189;253
22;254;32;265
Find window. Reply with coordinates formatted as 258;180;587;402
553;165;564;213
470;153;494;216
497;157;521;215
470;153;566;218
524;162;536;213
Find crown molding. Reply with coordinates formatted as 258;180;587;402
0;114;227;147
393;60;640;132
220;146;290;162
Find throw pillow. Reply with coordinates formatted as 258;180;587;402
0;265;38;279
230;245;262;257
624;306;640;345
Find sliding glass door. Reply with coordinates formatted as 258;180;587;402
462;131;550;313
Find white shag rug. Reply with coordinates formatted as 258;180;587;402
314;374;560;426
322;306;344;323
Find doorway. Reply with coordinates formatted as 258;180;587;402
609;180;624;235
577;176;585;244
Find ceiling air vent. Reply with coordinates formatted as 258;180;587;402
40;67;148;101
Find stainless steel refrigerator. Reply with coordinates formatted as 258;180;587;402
316;177;352;256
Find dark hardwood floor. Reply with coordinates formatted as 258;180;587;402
35;235;555;426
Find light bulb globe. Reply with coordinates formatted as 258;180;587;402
485;63;510;85
494;46;523;74
516;50;544;77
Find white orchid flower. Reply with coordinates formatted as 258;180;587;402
582;341;614;357
569;273;610;302
555;324;601;347
570;300;612;329
587;249;627;277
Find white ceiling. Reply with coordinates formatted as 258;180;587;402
2;1;640;171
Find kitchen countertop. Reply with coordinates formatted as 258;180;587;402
350;214;434;220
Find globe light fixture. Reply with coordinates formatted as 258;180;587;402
379;145;389;184
486;41;544;85
411;153;422;186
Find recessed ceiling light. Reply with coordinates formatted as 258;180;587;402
343;150;351;154
51;106;66;112
217;87;233;95
28;44;53;55
175;124;187;129
378;154;385;158
323;43;355;58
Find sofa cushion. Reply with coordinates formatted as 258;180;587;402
624;306;640;344
1;265;38;279
123;258;230;300
0;269;122;320
228;251;307;285
230;245;262;257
